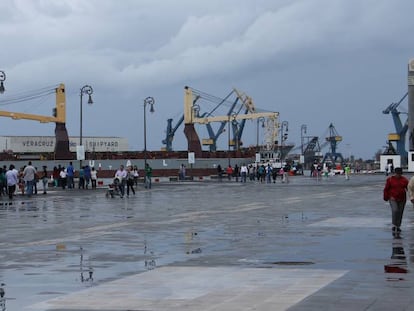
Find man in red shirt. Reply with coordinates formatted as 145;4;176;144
226;165;233;181
383;167;409;235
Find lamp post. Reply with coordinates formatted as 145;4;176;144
232;118;239;151
0;70;6;94
300;124;307;154
256;117;265;150
189;104;199;176
190;104;200;152
280;121;289;159
227;113;237;165
79;85;93;169
143;96;155;168
227;114;231;166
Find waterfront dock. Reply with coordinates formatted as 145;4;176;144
0;174;413;310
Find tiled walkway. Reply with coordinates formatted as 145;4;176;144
0;174;412;310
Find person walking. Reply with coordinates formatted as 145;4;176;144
217;164;223;182
258;165;265;183
126;166;136;196
0;167;6;197
233;164;240;182
265;164;273;183
34;167;39;194
144;163;153;189
179;164;186;181
18;167;25;195
226;165;233;181
248;164;255;181
59;167;67;189
52;166;60;187
78;166;85;189
84;165;91;189
5;164;18;200
408;174;414;207
115;164;127;197
66;161;75;189
272;164;278;183
23;161;37;197
383;167;409;235
240;163;248;183
133;165;139;186
283;163;291;184
91;167;97;189
344;164;351;180
41;166;48;194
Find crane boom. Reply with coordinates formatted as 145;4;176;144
0;84;66;123
0;111;59;123
191;111;278;124
0;84;71;159
184;86;278;123
183;86;279;156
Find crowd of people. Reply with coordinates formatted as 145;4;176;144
111;163;152;198
0;161;153;200
0;161;49;199
216;162;292;183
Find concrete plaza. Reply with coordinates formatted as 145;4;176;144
0;173;413;310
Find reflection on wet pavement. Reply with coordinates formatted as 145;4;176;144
384;238;408;275
0;175;412;310
0;283;5;311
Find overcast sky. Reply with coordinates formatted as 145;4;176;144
1;0;413;160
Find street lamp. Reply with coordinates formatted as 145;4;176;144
301;124;307;154
0;70;6;94
227;113;237;165
280;121;289;159
190;104;200;152
280;121;289;145
143;96;155;168
79;85;93;169
232;118;239;151
227;115;231;165
256;117;265;150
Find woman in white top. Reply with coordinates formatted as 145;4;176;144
5;164;19;199
59;167;67;189
133;165;139;186
91;167;98;189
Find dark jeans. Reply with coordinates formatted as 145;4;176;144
118;180;126;196
389;199;406;228
79;177;85;189
67;176;74;188
60;177;67;189
241;172;247;183
145;176;151;189
126;179;135;195
8;185;16;199
26;180;34;196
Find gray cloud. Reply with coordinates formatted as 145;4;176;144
1;0;413;158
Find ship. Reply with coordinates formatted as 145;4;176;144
0;84;292;178
0;135;294;179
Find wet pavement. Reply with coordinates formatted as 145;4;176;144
0;174;414;310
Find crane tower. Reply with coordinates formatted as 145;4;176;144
322;123;344;165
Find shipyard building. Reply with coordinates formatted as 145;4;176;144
0;136;129;153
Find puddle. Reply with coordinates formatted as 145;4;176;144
270;261;315;266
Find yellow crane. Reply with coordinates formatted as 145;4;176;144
0;84;71;159
183;86;279;157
